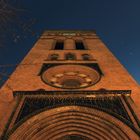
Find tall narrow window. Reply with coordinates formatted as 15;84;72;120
54;41;64;50
65;53;76;60
75;41;86;50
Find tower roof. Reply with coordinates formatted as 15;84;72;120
43;30;96;34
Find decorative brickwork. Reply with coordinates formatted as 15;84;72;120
0;30;140;139
15;95;132;124
6;107;140;140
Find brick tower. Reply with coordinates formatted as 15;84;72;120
0;30;140;139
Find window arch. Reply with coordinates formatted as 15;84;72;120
65;53;76;60
82;54;90;60
50;54;59;60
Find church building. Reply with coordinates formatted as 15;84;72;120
0;30;140;140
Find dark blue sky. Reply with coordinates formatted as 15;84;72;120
0;0;140;85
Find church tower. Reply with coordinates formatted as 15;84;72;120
0;30;140;139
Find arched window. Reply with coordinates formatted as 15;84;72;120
50;54;59;60
54;41;64;50
65;53;76;60
82;54;90;60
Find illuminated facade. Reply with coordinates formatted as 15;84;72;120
0;30;140;139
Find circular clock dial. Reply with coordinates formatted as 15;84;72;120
41;65;101;89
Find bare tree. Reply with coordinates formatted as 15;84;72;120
0;0;36;87
0;0;36;46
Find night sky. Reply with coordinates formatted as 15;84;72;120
0;0;140;85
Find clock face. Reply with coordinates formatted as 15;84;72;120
41;65;101;89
